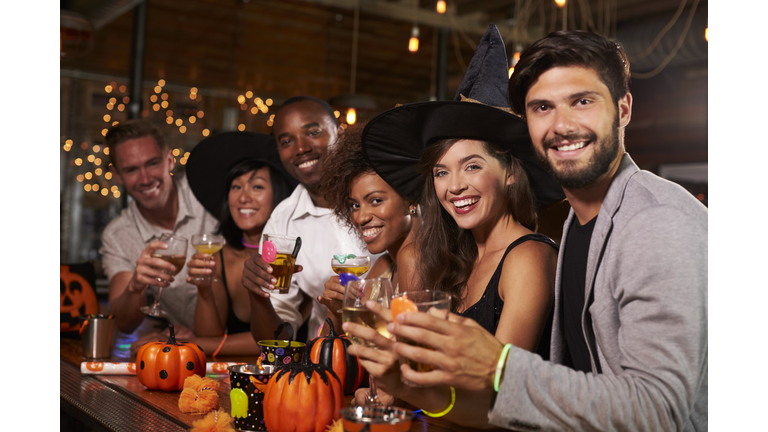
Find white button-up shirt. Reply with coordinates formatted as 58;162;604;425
261;184;381;341
99;175;219;330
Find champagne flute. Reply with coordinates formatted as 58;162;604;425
191;234;226;283
140;233;188;318
342;277;394;405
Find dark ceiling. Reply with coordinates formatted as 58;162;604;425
60;0;708;170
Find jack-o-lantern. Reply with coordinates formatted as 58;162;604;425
60;264;98;332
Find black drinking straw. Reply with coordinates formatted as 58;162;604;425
291;237;302;259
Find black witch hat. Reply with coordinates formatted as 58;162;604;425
186;131;298;218
361;24;564;210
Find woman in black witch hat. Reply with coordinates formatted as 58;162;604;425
347;24;565;407
172;131;297;356
316;121;420;331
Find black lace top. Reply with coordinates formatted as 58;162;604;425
458;233;558;360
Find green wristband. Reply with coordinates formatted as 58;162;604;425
494;344;512;392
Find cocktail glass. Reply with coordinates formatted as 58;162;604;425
191;233;225;283
331;255;371;277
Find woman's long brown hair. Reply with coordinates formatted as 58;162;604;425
414;138;537;312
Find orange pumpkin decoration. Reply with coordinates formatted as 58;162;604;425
85;362;104;372
308;317;366;395
211;362;229;374
136;324;206;391
60;265;98;332
264;348;345;432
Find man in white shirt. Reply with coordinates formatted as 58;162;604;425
242;96;377;342
100;120;218;334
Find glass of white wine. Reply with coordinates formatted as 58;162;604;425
342;277;394;405
141;233;188;318
190;234;226;283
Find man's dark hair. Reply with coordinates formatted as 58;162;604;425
278;96;339;126
105;120;167;167
509;30;630;115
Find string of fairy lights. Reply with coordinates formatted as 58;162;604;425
63;78;285;200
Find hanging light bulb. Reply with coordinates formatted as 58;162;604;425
346;108;357;125
436;0;446;14
555;0;566;7
409;26;420;53
705;27;708;42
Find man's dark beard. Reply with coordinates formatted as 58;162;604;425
537;115;620;189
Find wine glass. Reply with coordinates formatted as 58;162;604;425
191;234;226;283
342;277;394;405
140;233;188;318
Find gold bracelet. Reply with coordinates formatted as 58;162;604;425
421;386;456;418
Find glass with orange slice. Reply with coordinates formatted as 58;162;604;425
342;277;395;405
391;290;452;386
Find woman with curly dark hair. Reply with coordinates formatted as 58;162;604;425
317;122;420;339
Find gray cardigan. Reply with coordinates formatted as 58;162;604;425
488;154;708;431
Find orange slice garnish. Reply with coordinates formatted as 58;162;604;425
390;296;418;323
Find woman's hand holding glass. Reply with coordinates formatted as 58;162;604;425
343;300;404;403
318;276;346;318
186;252;217;287
189;234;225;285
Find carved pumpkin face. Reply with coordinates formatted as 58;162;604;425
60;265;98;332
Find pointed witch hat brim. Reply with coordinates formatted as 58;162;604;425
361;24;564;210
186;131;299;218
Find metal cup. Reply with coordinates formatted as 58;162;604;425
80;315;115;359
340;406;415;432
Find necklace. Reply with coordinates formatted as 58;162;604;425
241;238;260;250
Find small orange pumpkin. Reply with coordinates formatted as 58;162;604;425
264;348;344;432
308;317;366;395
136;324;206;391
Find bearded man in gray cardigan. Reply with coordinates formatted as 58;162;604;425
345;30;707;431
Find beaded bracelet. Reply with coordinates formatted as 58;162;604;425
494;344;513;392
421;386;456;418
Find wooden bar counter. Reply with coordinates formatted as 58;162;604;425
60;321;492;432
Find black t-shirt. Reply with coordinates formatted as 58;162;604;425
560;216;597;373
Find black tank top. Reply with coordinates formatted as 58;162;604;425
458;233;558;360
219;250;251;334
